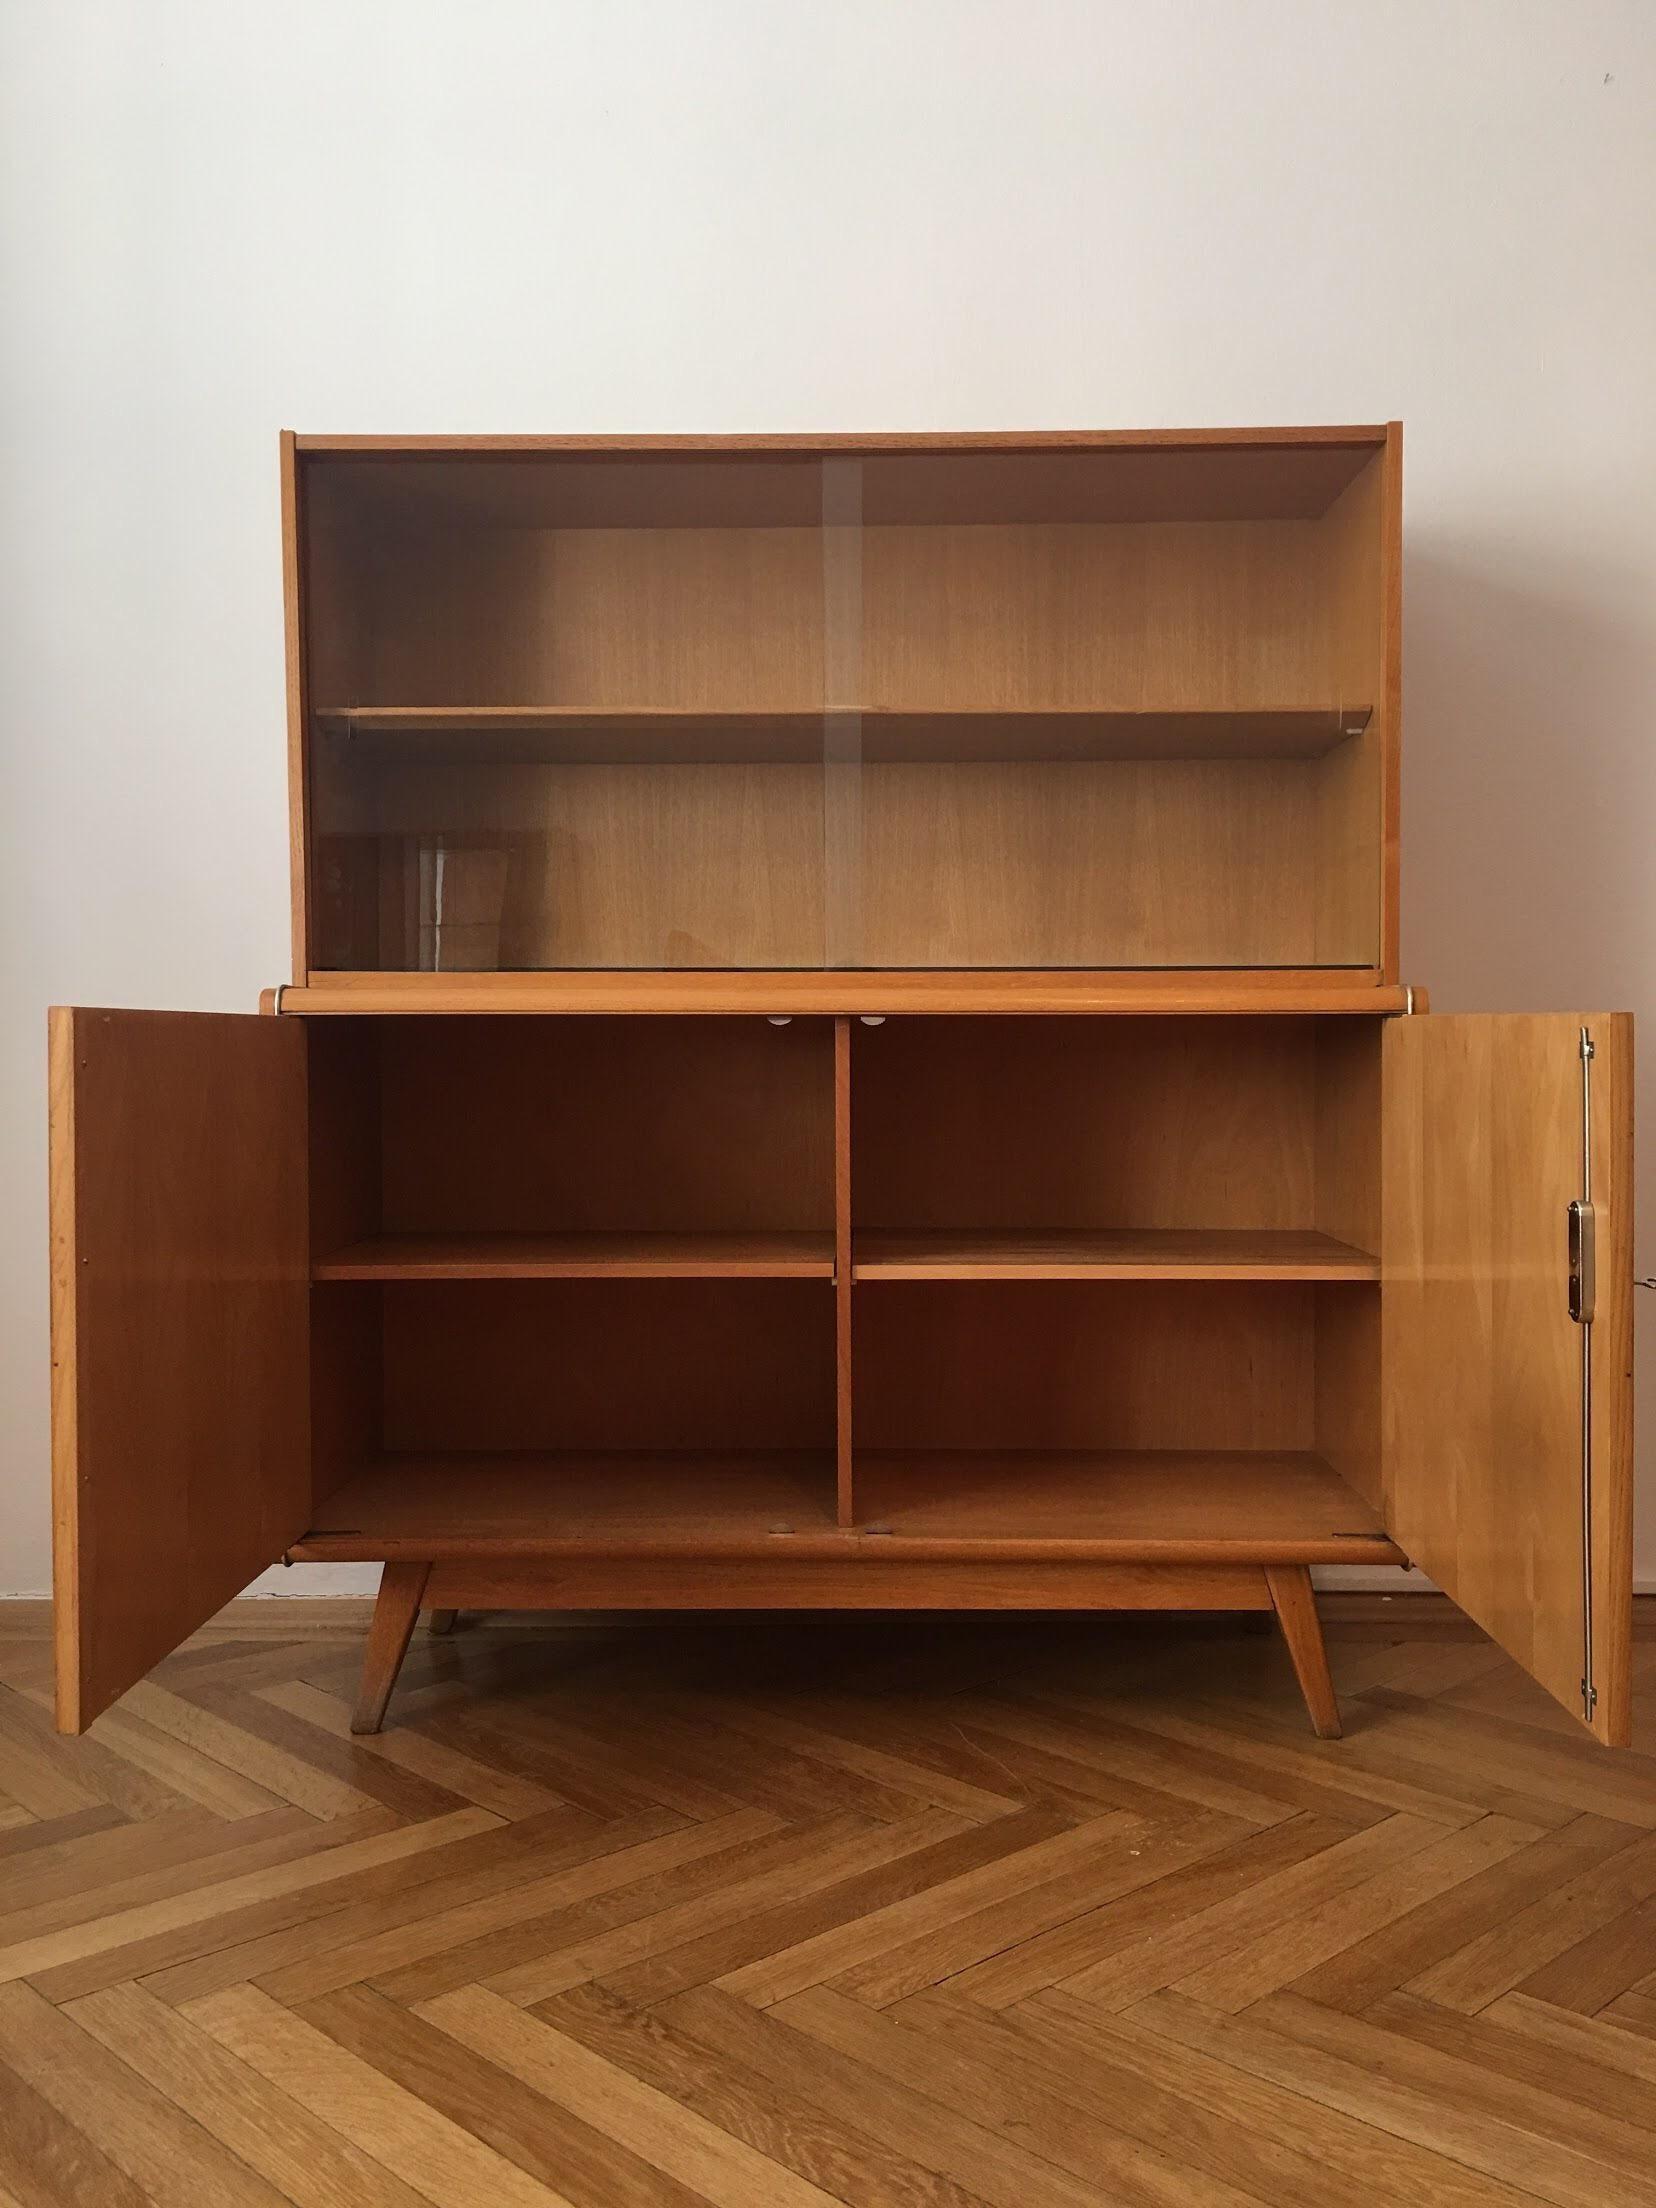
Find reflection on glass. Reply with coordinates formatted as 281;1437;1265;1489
303;445;1385;972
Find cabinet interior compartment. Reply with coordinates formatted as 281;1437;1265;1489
302;1013;839;1551
308;1014;835;1274
851;1279;1383;1548
853;1015;1381;1280
307;1277;838;1552
849;1011;1384;1548
300;442;1389;973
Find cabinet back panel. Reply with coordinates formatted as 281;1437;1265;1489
380;1280;833;1451
314;754;1366;971
855;759;1324;968
372;1016;833;1234
855;1281;1316;1452
307;517;1340;713
854;1017;1322;1231
315;763;826;970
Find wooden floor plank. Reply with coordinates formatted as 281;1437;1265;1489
1254;1991;1656;2199
531;1978;994;2208
1406;1829;1656;2013
772;1983;1268;2207
1058;1812;1446;2011
1172;1812;1541;2011
417;1984;852;2207
297;1984;714;2208
1127;1988;1637;2208
183;1983;582;2208
0;1981;295;2207
1019;1985;1546;2208
1287;1811;1643;2012
4;1602;1655;2207
64;1981;431;2208
2;1809;498;1994
660;1981;1146;2208
259;1810;754;2007
0;2051;155;2208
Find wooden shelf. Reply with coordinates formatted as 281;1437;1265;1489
296;1453;838;1558
854;1451;1396;1559
313;1231;835;1282
313;704;1371;766
290;1448;1396;1564
853;1228;1379;1282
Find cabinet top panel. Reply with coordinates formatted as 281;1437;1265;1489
293;426;1393;529
293;425;1391;451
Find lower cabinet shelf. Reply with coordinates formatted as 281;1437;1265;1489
292;1448;1395;1564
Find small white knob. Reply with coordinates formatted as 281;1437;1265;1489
859;1014;887;1026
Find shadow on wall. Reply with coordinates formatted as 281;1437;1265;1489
1404;536;1655;1578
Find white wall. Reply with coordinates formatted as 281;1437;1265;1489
2;0;1653;1601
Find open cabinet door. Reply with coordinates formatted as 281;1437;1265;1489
49;1008;310;1732
1383;1014;1634;1744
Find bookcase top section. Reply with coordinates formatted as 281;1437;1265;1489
290;424;1400;985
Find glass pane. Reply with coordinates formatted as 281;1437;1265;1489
303;441;1384;973
305;456;835;970
841;445;1383;968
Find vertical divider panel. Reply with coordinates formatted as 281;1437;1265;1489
835;1014;855;1526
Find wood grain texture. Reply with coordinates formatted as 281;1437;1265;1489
1382;1014;1635;1743
49;1010;310;1734
851;1013;1363;1235
854;1227;1377;1280
287;1449;1393;1563
314;1232;835;1281
352;1567;432;1736
855;1279;1322;1452
5;1595;1656;2208
282;971;1411;1015
368;1015;833;1238
1266;1568;1343;1739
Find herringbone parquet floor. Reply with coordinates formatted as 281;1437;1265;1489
1;1598;1654;2207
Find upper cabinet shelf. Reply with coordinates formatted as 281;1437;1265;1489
313;704;1372;766
292;428;1400;980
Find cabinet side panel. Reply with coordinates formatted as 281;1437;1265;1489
1314;449;1388;968
281;433;310;980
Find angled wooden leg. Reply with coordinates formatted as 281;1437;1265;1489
352;1563;431;1735
1265;1566;1341;1739
427;1609;458;1636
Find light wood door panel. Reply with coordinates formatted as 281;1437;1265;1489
1382;1013;1633;1743
49;1009;311;1732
